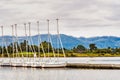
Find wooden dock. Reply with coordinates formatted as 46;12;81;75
66;63;120;69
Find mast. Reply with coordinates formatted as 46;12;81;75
15;24;19;58
37;21;40;58
28;22;31;58
47;19;50;57
47;19;55;59
56;19;65;57
56;19;59;57
37;21;46;58
28;22;36;57
28;22;32;56
1;26;10;63
24;23;28;58
15;24;23;58
1;26;3;58
1;26;9;58
11;25;14;58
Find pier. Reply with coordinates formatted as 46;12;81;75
67;63;120;69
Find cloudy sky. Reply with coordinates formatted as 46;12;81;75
0;0;120;37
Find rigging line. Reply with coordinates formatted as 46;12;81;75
1;26;9;58
28;22;36;57
56;19;66;57
28;22;34;54
49;36;55;58
1;26;3;57
47;19;50;57
24;23;28;58
15;24;23;58
26;23;34;58
24;23;33;63
37;21;46;58
11;25;15;58
14;24;19;58
57;35;59;58
37;21;40;58
47;19;56;62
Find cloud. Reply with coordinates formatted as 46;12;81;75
0;0;120;37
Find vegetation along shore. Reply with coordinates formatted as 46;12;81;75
0;40;120;57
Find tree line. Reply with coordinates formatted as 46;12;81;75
0;40;120;55
72;43;120;54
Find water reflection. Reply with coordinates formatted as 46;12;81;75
0;67;120;80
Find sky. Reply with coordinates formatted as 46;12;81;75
0;0;120;37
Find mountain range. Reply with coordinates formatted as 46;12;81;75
0;34;120;49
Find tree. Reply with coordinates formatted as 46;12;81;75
39;41;53;53
73;45;86;53
89;43;97;52
18;40;29;52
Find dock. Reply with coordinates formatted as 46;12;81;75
66;63;120;69
1;61;120;69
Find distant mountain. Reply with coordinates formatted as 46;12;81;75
0;34;120;49
78;36;120;48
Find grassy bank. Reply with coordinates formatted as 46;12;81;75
1;52;120;57
66;53;120;57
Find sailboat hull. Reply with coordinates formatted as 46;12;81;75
41;62;66;68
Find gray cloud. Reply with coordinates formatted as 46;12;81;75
0;0;120;37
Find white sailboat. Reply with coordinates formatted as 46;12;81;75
0;19;66;68
0;26;11;67
11;24;24;67
23;22;34;67
41;19;67;68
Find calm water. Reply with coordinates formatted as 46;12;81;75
0;67;120;80
1;57;120;80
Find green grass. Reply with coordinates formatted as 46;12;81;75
1;52;120;57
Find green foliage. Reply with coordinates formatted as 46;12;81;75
89;43;97;52
1;40;120;57
73;45;86;53
40;41;52;53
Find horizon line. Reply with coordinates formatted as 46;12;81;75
0;34;120;38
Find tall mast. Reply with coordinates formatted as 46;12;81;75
1;26;3;57
56;19;65;57
56;19;60;36
37;21;40;57
37;21;46;58
47;19;50;57
56;19;59;57
28;22;36;57
11;25;14;58
28;22;31;58
24;23;28;58
15;24;19;57
1;26;9;58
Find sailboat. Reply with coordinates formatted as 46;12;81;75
0;26;11;67
41;19;67;68
11;24;24;67
0;19;66;68
22;22;35;67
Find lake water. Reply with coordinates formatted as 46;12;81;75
1;57;120;80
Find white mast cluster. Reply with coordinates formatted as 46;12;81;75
0;19;66;68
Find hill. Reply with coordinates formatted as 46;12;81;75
0;34;120;49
